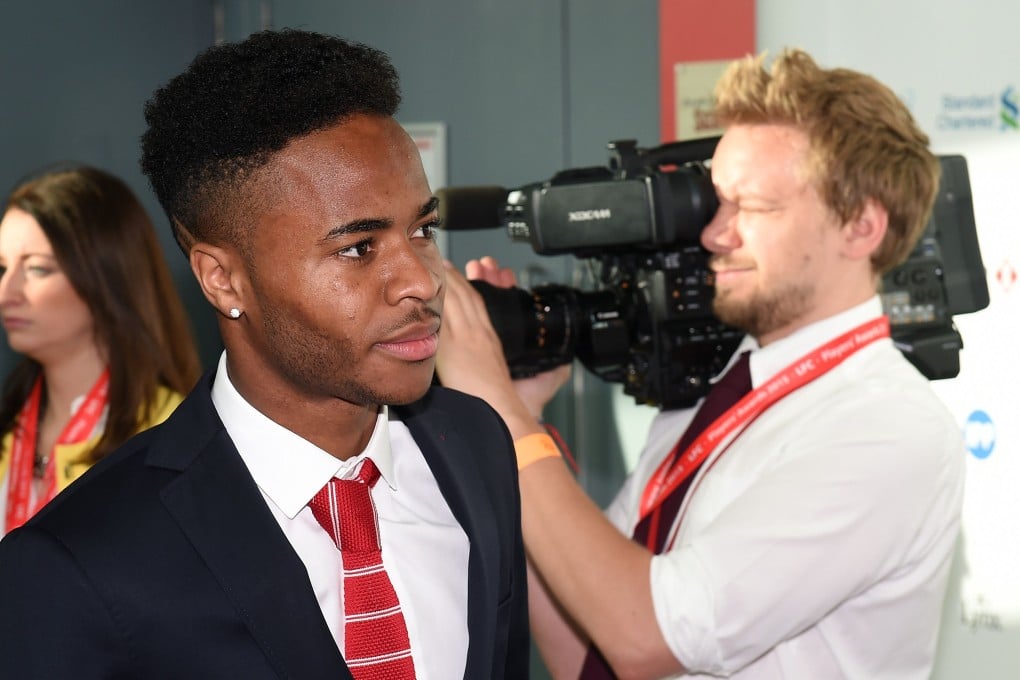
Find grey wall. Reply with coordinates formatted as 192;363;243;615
0;0;221;372
272;1;657;202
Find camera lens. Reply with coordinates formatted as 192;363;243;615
469;280;627;378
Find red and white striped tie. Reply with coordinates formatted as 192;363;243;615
309;458;416;679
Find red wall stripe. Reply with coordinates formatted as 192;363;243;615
659;0;756;141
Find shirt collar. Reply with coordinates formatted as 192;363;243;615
209;351;397;519
728;296;886;388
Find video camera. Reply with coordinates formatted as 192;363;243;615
437;137;989;410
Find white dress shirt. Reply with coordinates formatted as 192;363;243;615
606;298;965;679
210;352;469;680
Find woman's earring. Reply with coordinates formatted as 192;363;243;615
229;308;241;319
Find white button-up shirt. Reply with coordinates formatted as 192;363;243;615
608;298;965;679
211;352;470;680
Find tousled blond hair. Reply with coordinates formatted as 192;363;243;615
713;48;939;273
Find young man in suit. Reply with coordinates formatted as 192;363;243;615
0;29;529;679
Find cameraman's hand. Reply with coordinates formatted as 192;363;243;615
437;257;569;440
465;255;517;288
468;257;572;418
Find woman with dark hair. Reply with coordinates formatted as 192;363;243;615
0;165;201;535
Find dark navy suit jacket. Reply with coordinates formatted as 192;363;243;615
0;372;529;679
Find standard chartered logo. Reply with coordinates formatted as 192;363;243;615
963;410;996;459
1000;86;1018;130
937;86;1019;132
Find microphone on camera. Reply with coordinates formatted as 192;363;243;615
436;186;509;231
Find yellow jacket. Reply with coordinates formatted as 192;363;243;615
0;385;184;492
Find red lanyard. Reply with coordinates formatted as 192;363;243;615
5;369;109;532
638;317;890;550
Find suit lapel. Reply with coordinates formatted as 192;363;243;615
396;397;500;678
148;375;352;680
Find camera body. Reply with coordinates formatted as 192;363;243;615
502;139;717;257
440;138;988;410
877;154;989;380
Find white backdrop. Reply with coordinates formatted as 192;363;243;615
760;3;1019;676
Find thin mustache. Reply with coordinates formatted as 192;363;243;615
387;306;441;335
710;256;753;270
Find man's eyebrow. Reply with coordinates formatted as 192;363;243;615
322;197;440;242
323;218;391;241
419;196;439;219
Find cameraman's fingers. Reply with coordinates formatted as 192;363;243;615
439;262;549;440
477;256;518;288
466;256;517;288
464;259;487;281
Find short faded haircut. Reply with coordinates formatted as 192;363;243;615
140;29;401;258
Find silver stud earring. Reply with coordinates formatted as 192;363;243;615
229;308;241;319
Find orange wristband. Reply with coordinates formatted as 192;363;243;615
514;432;563;471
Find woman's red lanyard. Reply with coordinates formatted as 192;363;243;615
5;369;109;532
637;316;890;551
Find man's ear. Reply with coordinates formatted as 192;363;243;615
189;242;248;319
842;197;889;261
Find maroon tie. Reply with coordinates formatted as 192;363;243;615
579;351;753;679
309;458;416;679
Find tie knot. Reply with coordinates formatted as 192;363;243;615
354;457;381;487
309;458;382;553
715;350;752;395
